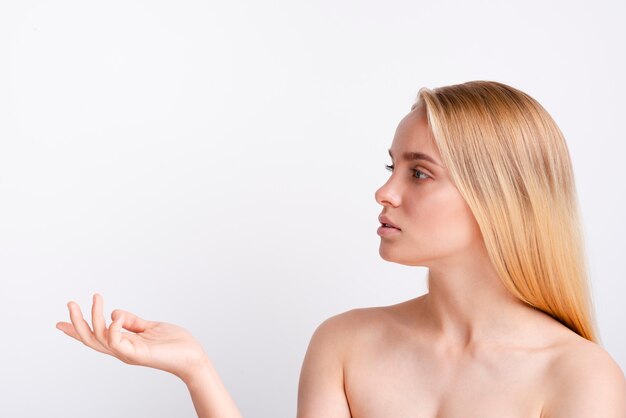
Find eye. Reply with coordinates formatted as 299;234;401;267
385;164;430;180
412;169;430;180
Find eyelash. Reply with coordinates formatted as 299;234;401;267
385;164;430;180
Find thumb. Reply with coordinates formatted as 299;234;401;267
111;309;156;333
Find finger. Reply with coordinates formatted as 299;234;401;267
57;320;120;360
67;301;110;355
56;321;81;341
107;314;134;362
91;293;108;346
111;309;155;333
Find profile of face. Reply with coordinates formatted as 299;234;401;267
375;103;484;268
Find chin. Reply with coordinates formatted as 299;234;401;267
378;247;421;266
379;244;434;267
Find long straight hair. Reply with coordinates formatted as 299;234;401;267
414;80;598;342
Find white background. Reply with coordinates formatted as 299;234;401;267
1;0;624;416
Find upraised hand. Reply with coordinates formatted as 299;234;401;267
56;293;211;383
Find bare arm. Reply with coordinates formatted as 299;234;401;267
297;314;353;418
183;359;243;418
57;294;243;418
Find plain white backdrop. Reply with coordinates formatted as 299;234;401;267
1;0;624;416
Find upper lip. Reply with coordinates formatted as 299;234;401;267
379;214;401;230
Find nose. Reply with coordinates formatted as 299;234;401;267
375;176;401;208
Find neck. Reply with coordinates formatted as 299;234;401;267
421;244;542;350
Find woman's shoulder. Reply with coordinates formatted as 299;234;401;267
546;330;624;384
315;299;626;415
541;334;626;416
318;296;420;328
313;303;396;340
311;297;425;352
318;299;625;380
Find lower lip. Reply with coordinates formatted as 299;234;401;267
377;226;401;236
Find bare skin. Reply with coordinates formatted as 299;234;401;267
56;294;242;418
57;103;626;417
296;103;626;417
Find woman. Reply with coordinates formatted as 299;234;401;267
56;80;626;417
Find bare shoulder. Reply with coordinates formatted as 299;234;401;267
307;304;395;352
296;306;391;418
542;335;626;417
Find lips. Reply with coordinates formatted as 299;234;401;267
378;214;401;230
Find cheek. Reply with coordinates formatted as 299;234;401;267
407;188;480;250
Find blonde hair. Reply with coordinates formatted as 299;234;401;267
413;80;598;342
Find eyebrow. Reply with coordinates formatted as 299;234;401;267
388;149;441;167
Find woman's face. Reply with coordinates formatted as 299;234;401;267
374;103;483;267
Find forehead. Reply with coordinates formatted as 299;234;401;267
390;104;439;156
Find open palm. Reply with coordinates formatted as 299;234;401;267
56;293;210;382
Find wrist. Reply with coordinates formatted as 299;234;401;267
178;354;215;386
182;358;243;418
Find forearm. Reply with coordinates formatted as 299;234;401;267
182;359;244;418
